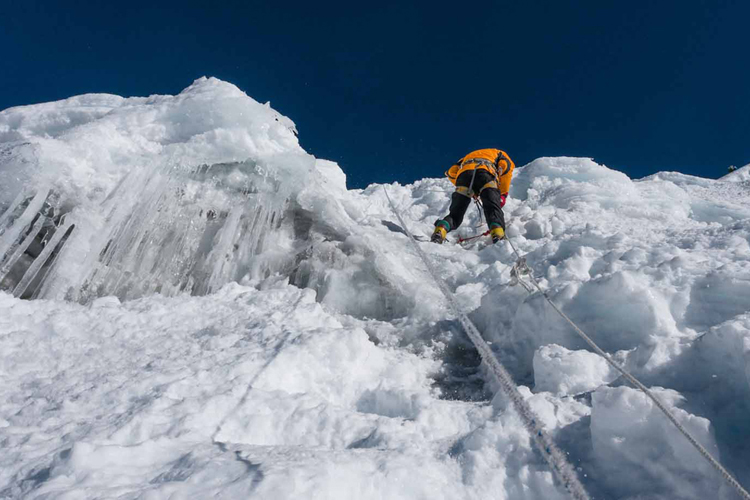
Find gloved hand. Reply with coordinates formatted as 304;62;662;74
500;193;507;208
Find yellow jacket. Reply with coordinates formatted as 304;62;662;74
445;148;515;195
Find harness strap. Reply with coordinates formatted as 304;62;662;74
479;180;498;193
494;150;511;174
462;157;497;171
455;180;498;199
463;153;511;183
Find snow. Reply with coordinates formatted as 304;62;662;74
533;344;620;396
722;164;750;183
1;78;750;499
591;386;726;499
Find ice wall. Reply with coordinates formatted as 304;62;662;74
0;78;427;321
0;78;316;301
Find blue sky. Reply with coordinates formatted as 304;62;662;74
2;0;748;188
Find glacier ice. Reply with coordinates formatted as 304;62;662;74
0;79;317;302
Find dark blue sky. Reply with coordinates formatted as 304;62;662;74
2;1;748;188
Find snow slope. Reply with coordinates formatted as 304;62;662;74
1;79;749;499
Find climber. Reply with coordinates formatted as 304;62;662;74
431;148;515;244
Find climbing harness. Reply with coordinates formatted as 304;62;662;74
384;186;591;500
502;235;750;500
509;256;535;293
454;151;512;182
472;198;485;228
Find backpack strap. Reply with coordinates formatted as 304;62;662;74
493;150;512;179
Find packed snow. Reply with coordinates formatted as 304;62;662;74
1;78;749;499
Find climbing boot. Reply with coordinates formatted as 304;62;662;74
490;226;505;244
431;220;450;244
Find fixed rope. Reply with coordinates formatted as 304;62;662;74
503;235;750;500
470;198;486;230
383;186;591;500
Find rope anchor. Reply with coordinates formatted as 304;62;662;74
509;257;534;293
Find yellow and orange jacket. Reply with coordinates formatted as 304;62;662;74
445;148;515;195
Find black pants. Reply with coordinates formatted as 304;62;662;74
442;169;505;231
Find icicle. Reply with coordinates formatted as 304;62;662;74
0;215;46;285
13;220;75;298
0;187;50;263
2;153;308;302
0;190;29;236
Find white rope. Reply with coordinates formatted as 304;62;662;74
504;235;750;500
383;186;591;500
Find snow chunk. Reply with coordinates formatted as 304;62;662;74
533;344;619;396
0;93;127;140
591;386;727;499
511;156;636;211
686;269;750;331
315;158;348;192
566;270;685;370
